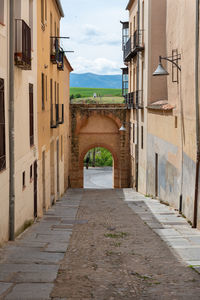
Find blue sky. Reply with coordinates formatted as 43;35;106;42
60;0;128;75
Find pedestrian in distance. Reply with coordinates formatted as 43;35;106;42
86;155;90;169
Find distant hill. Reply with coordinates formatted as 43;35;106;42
70;72;122;89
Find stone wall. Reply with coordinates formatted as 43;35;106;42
69;104;130;188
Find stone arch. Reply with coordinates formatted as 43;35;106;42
75;111;122;135
69;104;130;188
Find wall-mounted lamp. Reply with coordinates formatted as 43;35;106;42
153;54;181;76
119;124;126;131
119;122;130;131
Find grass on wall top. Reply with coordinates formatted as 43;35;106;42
70;87;124;104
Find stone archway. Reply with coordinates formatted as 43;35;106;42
69;104;130;188
80;143;118;188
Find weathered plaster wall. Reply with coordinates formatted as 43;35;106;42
0;0;9;243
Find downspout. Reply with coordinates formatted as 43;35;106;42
135;0;140;191
9;0;15;240
193;0;200;228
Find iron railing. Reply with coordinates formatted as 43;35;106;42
125;90;143;109
15;19;31;70
123;30;144;62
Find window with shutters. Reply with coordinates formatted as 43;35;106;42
0;0;4;25
41;0;44;25
29;83;34;146
0;78;6;172
42;73;45;110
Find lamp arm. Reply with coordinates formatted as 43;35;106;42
160;56;181;71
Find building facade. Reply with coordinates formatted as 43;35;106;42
37;0;72;217
122;0;200;228
0;0;72;244
0;0;10;243
122;0;167;194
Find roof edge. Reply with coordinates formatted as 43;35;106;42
126;0;134;10
55;0;64;17
64;55;73;72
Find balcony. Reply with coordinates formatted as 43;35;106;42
50;38;64;71
57;50;64;71
123;30;144;62
121;67;128;97
50;38;58;64
15;19;31;70
125;90;143;109
50;104;64;128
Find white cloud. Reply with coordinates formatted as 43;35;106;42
71;57;121;75
60;0;128;74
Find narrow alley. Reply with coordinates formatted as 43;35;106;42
0;188;200;299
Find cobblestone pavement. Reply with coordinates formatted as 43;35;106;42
1;189;200;299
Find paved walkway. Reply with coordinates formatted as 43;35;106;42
0;188;200;299
123;189;200;273
0;190;82;299
84;167;113;189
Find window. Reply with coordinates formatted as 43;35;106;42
41;0;44;24
30;165;33;180
29;0;33;47
61;135;63;160
133;123;135;144
29;83;34;146
0;0;4;24
42;73;45;110
45;0;47;22
141;126;144;149
22;171;26;189
54;81;57;104
0;78;6;171
57;83;59;105
45;75;47;101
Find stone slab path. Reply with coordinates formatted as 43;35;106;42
0;190;82;300
123;189;200;273
0;188;200;299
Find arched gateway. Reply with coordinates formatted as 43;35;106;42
69;104;130;188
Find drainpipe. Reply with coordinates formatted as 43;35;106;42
9;0;15;240
135;0;140;191
193;0;200;228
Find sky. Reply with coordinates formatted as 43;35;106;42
60;0;128;75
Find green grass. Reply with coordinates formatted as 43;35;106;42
71;96;124;104
70;87;122;98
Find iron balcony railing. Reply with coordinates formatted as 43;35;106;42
123;30;144;62
50;37;64;71
15;19;31;70
50;104;64;128
125;90;143;109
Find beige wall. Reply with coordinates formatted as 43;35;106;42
146;0;199;226
14;0;38;234
126;0;167;194
37;0;72;216
0;0;9;244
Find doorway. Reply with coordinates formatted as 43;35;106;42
83;147;113;189
33;160;37;218
155;153;158;197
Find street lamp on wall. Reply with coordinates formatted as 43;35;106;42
119;124;126;131
153;54;181;76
